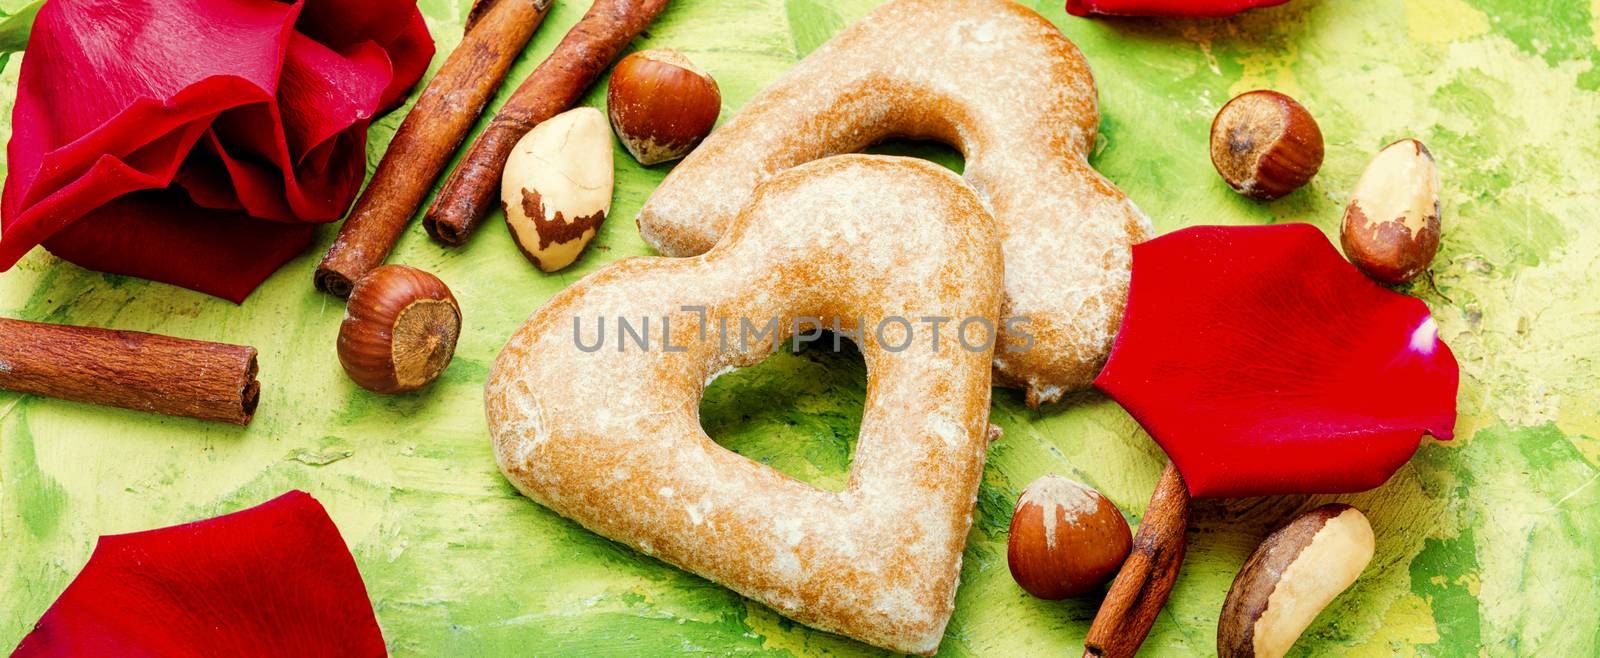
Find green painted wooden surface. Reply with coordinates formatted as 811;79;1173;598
2;0;1598;655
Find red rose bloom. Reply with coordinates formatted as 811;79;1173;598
0;0;434;301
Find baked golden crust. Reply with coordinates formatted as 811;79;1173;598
488;156;1001;654
636;0;1152;405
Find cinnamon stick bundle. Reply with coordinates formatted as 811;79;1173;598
315;0;555;298
424;0;672;245
1083;462;1192;658
0;318;261;425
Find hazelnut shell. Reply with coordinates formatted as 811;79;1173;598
1210;90;1325;200
337;265;461;394
1006;474;1133;599
607;49;721;165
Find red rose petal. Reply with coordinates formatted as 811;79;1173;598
294;0;435;111
278;35;391;163
376;11;436;113
11;491;385;658
0;0;432;301
1094;224;1459;498
42;190;315;303
1065;0;1291;18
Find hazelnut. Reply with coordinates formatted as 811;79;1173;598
503;107;614;273
337;265;461;394
1210;90;1324;200
1007;474;1133;599
1218;504;1374;658
606;48;721;165
1340;138;1442;285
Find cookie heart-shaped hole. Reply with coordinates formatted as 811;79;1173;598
863;140;964;175
700;338;867;492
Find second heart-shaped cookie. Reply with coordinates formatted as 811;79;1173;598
487;155;1002;655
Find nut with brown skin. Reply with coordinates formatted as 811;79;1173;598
1218;504;1375;658
607;48;721;165
1340;139;1442;285
1210;90;1324;200
337;265;461;395
502;107;614;273
1007;474;1133;600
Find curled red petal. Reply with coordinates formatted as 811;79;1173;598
0;0;433;301
378;10;437;112
43;189;316;304
1066;0;1291;18
1094;224;1459;498
294;0;436;111
11;491;385;658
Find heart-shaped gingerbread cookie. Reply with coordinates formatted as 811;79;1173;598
488;156;1001;654
636;0;1152;405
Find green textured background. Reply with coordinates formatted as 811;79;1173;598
2;0;1598;655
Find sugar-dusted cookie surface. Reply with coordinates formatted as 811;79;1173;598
636;0;1152;405
488;156;1001;655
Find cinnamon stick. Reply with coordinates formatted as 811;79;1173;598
315;0;555;298
423;0;672;245
0;318;260;425
466;0;499;31
1084;462;1192;658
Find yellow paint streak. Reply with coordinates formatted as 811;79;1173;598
1403;0;1489;45
1228;45;1303;99
0;252;53;309
1420;36;1600;441
1558;400;1600;466
1569;432;1600;467
1593;0;1600;49
1345;593;1441;657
